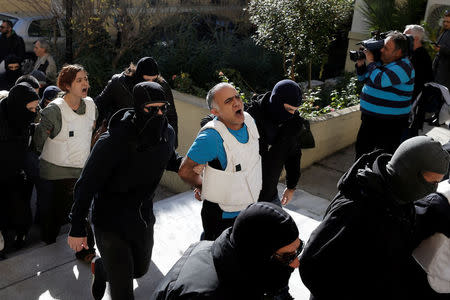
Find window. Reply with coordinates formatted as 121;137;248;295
28;18;61;38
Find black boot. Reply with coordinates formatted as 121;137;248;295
91;257;107;300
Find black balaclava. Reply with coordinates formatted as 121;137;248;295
213;202;299;296
386;136;450;205
132;81;168;148
4;55;22;89
40;85;61;108
135;57;159;83
264;79;303;124
3;82;39;133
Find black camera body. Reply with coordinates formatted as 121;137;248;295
349;31;388;62
349;31;414;63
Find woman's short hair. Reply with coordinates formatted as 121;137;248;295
57;64;86;92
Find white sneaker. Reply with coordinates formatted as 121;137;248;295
0;231;4;251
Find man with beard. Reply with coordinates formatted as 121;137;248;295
178;82;262;241
0;82;39;259
0;20;25;64
152;202;301;300
299;136;450;299
67;81;181;300
0;55;22;91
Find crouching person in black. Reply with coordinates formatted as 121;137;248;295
152;202;302;300
67;81;182;300
299;136;450;300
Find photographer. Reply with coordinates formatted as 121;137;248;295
354;31;415;159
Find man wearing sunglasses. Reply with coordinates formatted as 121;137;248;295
178;82;262;241
0;20;25;66
153;202;301;299
68;81;182;300
299;136;450;299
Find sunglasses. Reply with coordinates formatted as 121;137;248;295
271;239;304;265
143;103;169;115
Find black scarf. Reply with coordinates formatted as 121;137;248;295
4;83;38;134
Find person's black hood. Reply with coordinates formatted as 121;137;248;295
108;107;170;152
135;56;159;83
1;82;38;132
256;91;304;145
338;137;450;206
262;79;303;125
212;202;299;297
386;136;449;204
4;55;22;88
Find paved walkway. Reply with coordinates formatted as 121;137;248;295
1;124;449;300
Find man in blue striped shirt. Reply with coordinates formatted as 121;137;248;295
355;31;415;159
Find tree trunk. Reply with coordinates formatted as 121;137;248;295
308;60;312;89
64;0;73;63
290;54;296;81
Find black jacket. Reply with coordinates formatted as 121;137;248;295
410;46;433;101
152;241;221;300
0;98;29;179
246;92;303;202
69;109;181;238
152;228;287;300
299;150;450;300
94;72;178;145
0;32;25;62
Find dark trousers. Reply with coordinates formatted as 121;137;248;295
94;226;154;300
38;178;77;244
0;172;31;235
37;178;95;257
23;150;40;224
355;115;408;160
201;200;236;241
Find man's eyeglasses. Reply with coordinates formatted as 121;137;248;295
143;103;169;115
271;239;304;265
0;26;7;29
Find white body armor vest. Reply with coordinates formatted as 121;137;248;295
40;97;96;168
413;181;450;293
200;112;262;212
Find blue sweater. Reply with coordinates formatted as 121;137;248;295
357;58;415;118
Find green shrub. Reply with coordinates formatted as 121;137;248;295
299;75;362;118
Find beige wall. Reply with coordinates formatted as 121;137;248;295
160;90;361;193
159;90;210;193
301;105;361;168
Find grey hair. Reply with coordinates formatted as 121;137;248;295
404;24;425;41
35;39;50;53
206;82;234;110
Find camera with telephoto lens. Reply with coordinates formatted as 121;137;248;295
349;31;388;62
